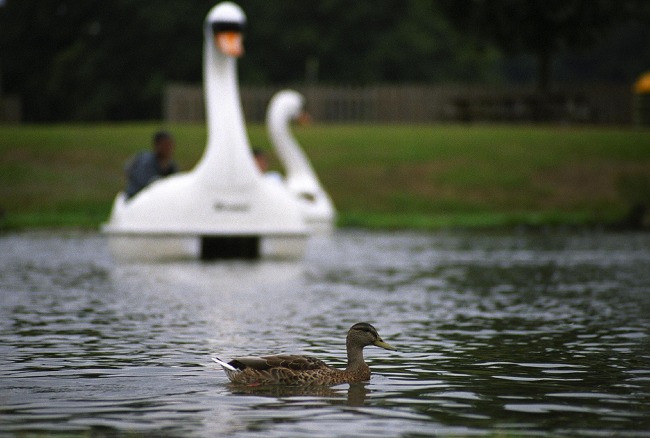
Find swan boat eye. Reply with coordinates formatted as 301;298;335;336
211;21;244;34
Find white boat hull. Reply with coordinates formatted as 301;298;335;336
104;232;308;262
102;184;308;261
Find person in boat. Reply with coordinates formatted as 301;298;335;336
124;130;179;199
253;148;282;182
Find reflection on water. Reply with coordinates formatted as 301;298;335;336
1;230;649;436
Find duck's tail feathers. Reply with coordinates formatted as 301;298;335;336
212;357;237;372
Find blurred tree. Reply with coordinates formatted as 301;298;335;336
0;0;213;121
0;0;499;120
1;0;648;121
439;0;650;92
238;0;498;84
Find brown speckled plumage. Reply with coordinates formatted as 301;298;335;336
212;322;396;386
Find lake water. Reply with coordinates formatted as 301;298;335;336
1;229;649;437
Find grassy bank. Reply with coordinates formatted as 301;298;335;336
1;123;649;230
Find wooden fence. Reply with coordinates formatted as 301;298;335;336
164;83;634;125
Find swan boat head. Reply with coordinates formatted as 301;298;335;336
267;89;336;233
196;1;257;188
209;2;245;58
102;2;308;260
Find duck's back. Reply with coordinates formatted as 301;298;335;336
230;354;326;371
226;354;356;385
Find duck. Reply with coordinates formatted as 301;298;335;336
102;2;307;260
212;322;396;386
266;90;336;234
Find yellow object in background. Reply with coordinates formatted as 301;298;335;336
633;72;650;94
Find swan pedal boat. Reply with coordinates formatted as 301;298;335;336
102;2;309;261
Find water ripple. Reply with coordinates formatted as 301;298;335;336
1;230;650;436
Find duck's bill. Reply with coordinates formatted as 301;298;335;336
215;31;243;57
374;339;397;351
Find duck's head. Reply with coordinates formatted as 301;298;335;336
347;322;396;351
206;2;246;58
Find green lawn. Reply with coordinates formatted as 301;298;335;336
1;122;649;229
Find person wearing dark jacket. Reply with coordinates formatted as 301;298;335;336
124;131;178;199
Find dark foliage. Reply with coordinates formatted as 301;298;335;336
1;0;648;121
